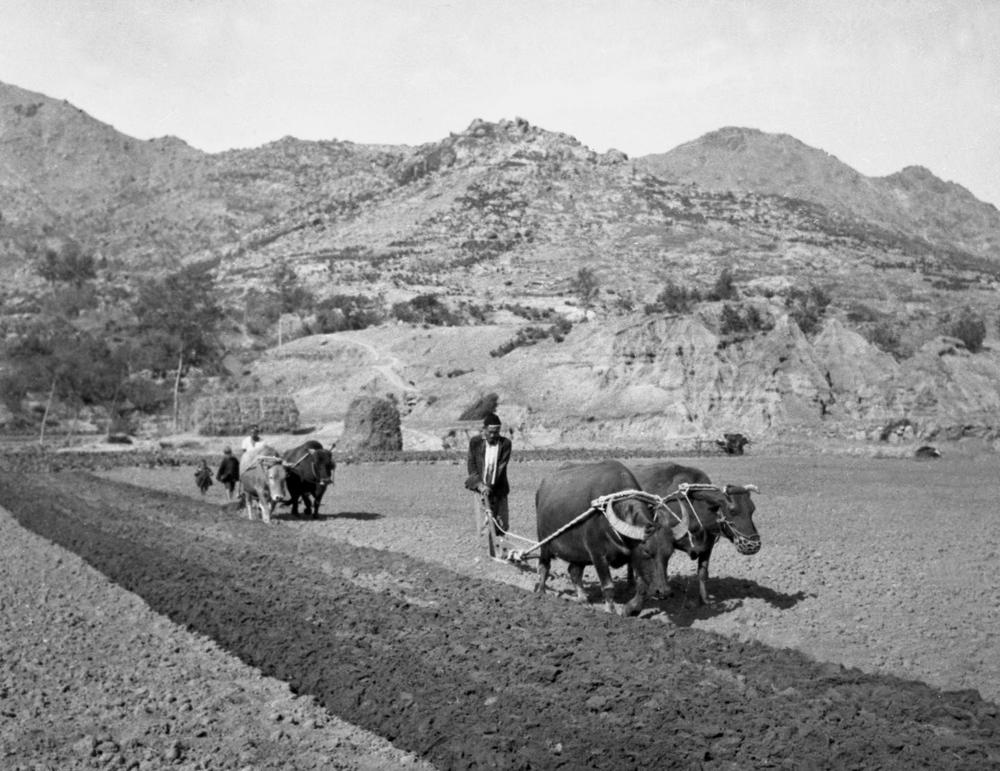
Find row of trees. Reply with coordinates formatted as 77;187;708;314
1;245;224;430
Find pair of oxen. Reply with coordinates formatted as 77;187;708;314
240;440;336;522
533;459;761;615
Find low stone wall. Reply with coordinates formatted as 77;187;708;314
193;395;300;436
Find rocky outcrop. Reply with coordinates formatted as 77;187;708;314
492;314;1000;448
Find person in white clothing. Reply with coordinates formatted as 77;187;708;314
239;424;267;475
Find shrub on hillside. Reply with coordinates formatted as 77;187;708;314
644;282;701;314
706;268;738;302
313;294;384;333
490;318;573;357
717;303;773;338
391;294;461;326
120;376;172;414
948;310;986;353
865;322;910;359
502;303;553;321
786;285;831;336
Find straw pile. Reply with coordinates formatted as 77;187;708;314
193;395;300;436
339;396;402;452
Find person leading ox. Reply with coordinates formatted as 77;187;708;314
465;412;512;556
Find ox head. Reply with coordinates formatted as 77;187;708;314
719;484;761;555
614;497;671;601
659;484;761;556
265;462;290;504
285;446;336;487
313;449;335;487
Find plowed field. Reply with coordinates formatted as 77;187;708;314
2;452;1000;769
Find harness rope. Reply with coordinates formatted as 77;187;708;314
504;489;668;563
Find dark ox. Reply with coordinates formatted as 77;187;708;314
631;462;761;606
534;460;671;616
240;444;290;523
282;440;336;518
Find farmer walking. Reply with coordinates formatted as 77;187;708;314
465;412;512;558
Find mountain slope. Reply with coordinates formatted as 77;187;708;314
635;126;1000;258
5;81;1000;446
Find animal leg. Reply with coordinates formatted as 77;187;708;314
245;498;255;520
622;558;654;617
696;553;712;605
566;563;589;603
534;557;551;594
592;557;617;614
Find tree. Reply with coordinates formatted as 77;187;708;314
570;267;600;312
707;268;738;302
35;241;96;288
0;322;128;435
272;263;314;314
131;262;224;373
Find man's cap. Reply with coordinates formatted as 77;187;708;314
482;413;501;427
223;446;232;454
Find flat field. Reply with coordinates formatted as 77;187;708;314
2;450;998;769
103;451;1000;702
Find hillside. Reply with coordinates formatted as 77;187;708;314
636;126;1000;259
3;80;1000;449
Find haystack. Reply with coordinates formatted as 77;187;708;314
194;395;300;436
458;392;499;422
339;396;402;452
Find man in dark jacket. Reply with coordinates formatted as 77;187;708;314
216;447;240;501
465;413;512;553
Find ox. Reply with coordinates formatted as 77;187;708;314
240;444;290;523
282;440;336;518
533;460;671;616
631;462;761;606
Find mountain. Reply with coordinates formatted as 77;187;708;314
3;80;1000;449
635;126;1000;258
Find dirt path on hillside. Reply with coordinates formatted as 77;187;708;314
334;333;412;392
2;468;999;769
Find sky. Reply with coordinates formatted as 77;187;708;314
2;0;999;206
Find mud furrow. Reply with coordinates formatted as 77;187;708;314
3;471;999;770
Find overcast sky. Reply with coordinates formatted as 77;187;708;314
2;0;998;206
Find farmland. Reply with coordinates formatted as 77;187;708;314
2;451;999;768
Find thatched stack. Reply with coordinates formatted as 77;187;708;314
194;395;300;436
339;396;402;452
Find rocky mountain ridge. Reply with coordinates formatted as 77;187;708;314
3;80;1000;448
637;126;1000;258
